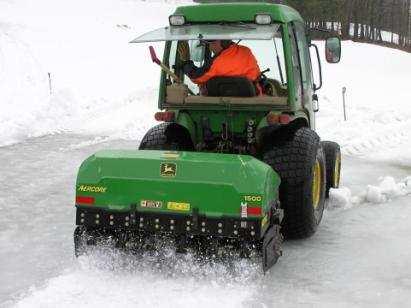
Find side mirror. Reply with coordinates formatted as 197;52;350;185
189;40;205;63
325;37;341;64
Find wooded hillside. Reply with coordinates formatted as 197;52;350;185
194;0;411;52
285;0;411;52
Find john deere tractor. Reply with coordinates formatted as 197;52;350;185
74;2;342;271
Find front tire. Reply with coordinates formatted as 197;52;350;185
263;127;326;239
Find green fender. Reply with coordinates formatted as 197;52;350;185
256;111;309;131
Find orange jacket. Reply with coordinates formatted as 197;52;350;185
192;44;261;85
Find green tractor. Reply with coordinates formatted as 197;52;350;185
74;2;342;272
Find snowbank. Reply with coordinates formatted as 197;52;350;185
315;41;411;165
0;0;191;147
328;176;411;209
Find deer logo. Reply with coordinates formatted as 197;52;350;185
160;162;177;177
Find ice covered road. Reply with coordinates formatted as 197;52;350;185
1;134;411;307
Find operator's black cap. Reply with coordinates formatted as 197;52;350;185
198;39;232;48
199;39;217;44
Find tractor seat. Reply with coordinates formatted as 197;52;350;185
205;77;257;97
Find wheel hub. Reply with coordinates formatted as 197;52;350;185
334;153;341;188
312;160;321;209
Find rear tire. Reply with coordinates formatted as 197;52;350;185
321;141;341;198
139;123;193;150
263;127;326;239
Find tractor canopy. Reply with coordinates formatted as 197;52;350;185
131;2;302;44
173;3;303;24
130;24;280;43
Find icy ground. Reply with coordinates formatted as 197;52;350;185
1;0;411;307
0;135;410;308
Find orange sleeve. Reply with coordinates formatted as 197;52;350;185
192;60;221;85
242;46;261;81
191;45;261;85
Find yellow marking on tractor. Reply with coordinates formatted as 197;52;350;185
244;195;263;202
334;153;341;187
162;152;180;159
261;214;269;228
77;185;107;193
312;160;321;209
167;201;190;211
160;162;177;177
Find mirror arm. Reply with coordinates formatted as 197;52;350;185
310;43;322;91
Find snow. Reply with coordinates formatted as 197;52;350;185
0;0;411;307
328;176;411;209
315;41;411;166
0;0;191;147
14;250;258;308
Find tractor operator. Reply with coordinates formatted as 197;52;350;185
177;40;262;94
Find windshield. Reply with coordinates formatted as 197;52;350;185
169;37;287;95
132;23;288;98
131;24;281;43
